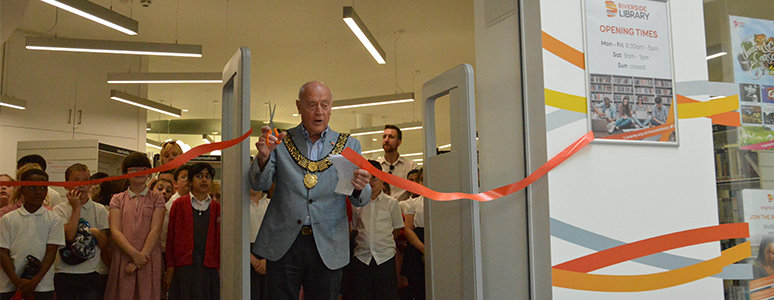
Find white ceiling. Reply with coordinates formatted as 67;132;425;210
17;0;475;158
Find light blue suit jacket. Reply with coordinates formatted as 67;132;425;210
249;125;371;269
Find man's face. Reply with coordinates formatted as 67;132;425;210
604;98;610;106
382;129;401;153
296;83;332;138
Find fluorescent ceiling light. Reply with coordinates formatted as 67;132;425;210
332;92;414;110
107;72;221;84
146;139;162;150
110;90;182;117
350;121;422;136
414;158;423;162
361;149;382;154
361;149;422;156
402;152;423;157
438;143;451;149
706;51;727;60
0;96;27;110
41;0;139;35
342;6;386;64
26;37;202;57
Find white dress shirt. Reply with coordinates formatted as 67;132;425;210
353;193;404;265
190;192;212;211
0;205;65;292
377;156;418;200
404;196;425;228
249;195;270;243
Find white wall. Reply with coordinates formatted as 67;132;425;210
542;0;722;299
0;30;147;175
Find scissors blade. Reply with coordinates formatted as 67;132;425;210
269;104;277;128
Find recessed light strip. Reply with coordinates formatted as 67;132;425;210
41;0;139;35
26;37;202;57
110;90;182;117
350;121;423;136
706;51;727;60
107;72;222;84
342;6;386;64
0;96;27;110
332;92;414;110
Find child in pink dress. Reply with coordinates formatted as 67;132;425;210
104;152;165;300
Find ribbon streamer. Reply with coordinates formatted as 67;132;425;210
676;95;740;120
342;131;594;202
2;129;253;187
553;223;749;273
552;241;751;292
542;31;586;70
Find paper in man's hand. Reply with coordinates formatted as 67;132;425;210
329;154;358;195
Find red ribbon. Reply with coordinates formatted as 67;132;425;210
2;129;253;187
341;131;594;202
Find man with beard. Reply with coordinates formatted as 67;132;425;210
377;125;417;201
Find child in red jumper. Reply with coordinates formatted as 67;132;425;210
164;163;220;300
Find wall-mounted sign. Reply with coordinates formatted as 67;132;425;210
584;0;678;145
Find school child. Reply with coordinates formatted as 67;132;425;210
104;152;165;300
161;165;191;254
53;163;110;300
350;160;404;300
164;163;220;299
150;179;174;203
0;169;65;300
0;175;14;208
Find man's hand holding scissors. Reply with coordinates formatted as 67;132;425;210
256;104;286;170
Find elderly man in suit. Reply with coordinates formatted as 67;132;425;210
249;81;372;300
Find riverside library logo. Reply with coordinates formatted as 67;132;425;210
605;1;650;20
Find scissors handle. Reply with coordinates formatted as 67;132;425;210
264;128;282;145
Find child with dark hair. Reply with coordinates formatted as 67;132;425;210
164;163;220;299
16;155;63;208
150;179;174;203
0;169;65;300
162;165;192;254
350;160;404;300
53;163;110;300
104;152;165;300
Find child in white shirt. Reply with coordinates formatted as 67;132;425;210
53;163;110;300
0;169;65;300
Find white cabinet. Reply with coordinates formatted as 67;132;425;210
0;31;147;172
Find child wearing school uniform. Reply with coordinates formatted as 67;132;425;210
0;169;65;300
164;163;220;300
53;163;110;300
104;152;166;300
351;160;404;300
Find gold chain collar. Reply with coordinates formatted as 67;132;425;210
283;132;350;173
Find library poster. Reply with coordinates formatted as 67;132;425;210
730;16;774;150
741;189;774;296
584;0;677;144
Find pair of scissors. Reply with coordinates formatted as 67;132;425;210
265;104;281;145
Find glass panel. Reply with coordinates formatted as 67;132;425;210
706;1;774;299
